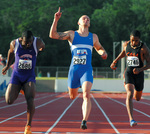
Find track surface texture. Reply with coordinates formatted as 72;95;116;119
0;92;150;134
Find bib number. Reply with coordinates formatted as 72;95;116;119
127;56;139;67
73;55;86;65
18;59;32;69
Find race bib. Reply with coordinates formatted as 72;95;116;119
18;59;32;69
127;56;139;67
73;55;86;65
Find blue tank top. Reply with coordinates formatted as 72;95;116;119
69;31;93;67
13;37;38;75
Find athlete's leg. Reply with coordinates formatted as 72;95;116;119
23;82;36;127
134;90;142;101
68;87;79;100
5;84;21;104
125;83;135;121
80;81;92;129
82;81;92;121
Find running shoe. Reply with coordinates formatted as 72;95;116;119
24;125;32;134
130;119;137;127
80;120;87;130
20;89;24;95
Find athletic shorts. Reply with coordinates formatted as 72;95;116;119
9;71;36;86
125;70;144;91
68;66;93;88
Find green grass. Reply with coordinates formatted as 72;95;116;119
36;77;56;80
36;77;125;80
36;77;68;80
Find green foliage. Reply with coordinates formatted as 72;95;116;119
0;0;150;67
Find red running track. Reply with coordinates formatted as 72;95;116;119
0;92;150;134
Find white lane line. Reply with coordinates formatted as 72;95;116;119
104;94;150;118
45;94;80;134
0;97;23;103
91;94;120;134
0;94;68;124
0;93;56;104
133;100;150;106
0;93;58;109
0;100;5;103
0;131;44;133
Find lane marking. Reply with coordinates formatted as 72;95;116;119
133;100;150;106
1;132;145;134
0;93;58;109
0;132;44;133
45;94;80;134
0;94;68;124
103;94;150;118
91;94;120;134
0;97;23;103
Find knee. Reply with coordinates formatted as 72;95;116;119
5;93;13;104
135;97;141;101
5;96;14;104
69;95;76;100
126;90;133;99
26;96;34;105
69;89;78;100
83;92;90;100
5;99;14;105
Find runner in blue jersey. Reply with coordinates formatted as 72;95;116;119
110;30;150;127
49;7;108;129
2;30;45;134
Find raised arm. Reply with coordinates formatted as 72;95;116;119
49;7;71;40
93;34;108;60
2;40;15;75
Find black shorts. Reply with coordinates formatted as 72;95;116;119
125;70;144;91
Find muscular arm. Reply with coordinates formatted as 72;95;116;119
49;7;71;41
2;40;15;75
138;44;150;72
36;37;45;52
49;19;71;40
93;34;108;59
110;42;127;70
143;45;150;69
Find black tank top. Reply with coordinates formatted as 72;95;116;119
126;42;143;72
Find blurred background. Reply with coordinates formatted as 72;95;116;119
0;0;150;80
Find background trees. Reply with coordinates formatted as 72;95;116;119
0;0;150;67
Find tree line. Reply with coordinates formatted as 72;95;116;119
0;0;150;67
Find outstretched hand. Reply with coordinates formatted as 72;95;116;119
110;62;117;70
101;52;107;60
54;7;62;21
2;66;8;75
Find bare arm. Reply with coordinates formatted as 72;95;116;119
110;42;127;70
93;34;108;60
133;44;150;74
36;37;45;52
143;45;150;70
2;40;15;75
49;7;71;40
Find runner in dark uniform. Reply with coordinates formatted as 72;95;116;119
2;30;45;134
125;41;144;91
110;30;150;127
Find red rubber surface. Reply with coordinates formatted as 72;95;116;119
0;92;150;133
